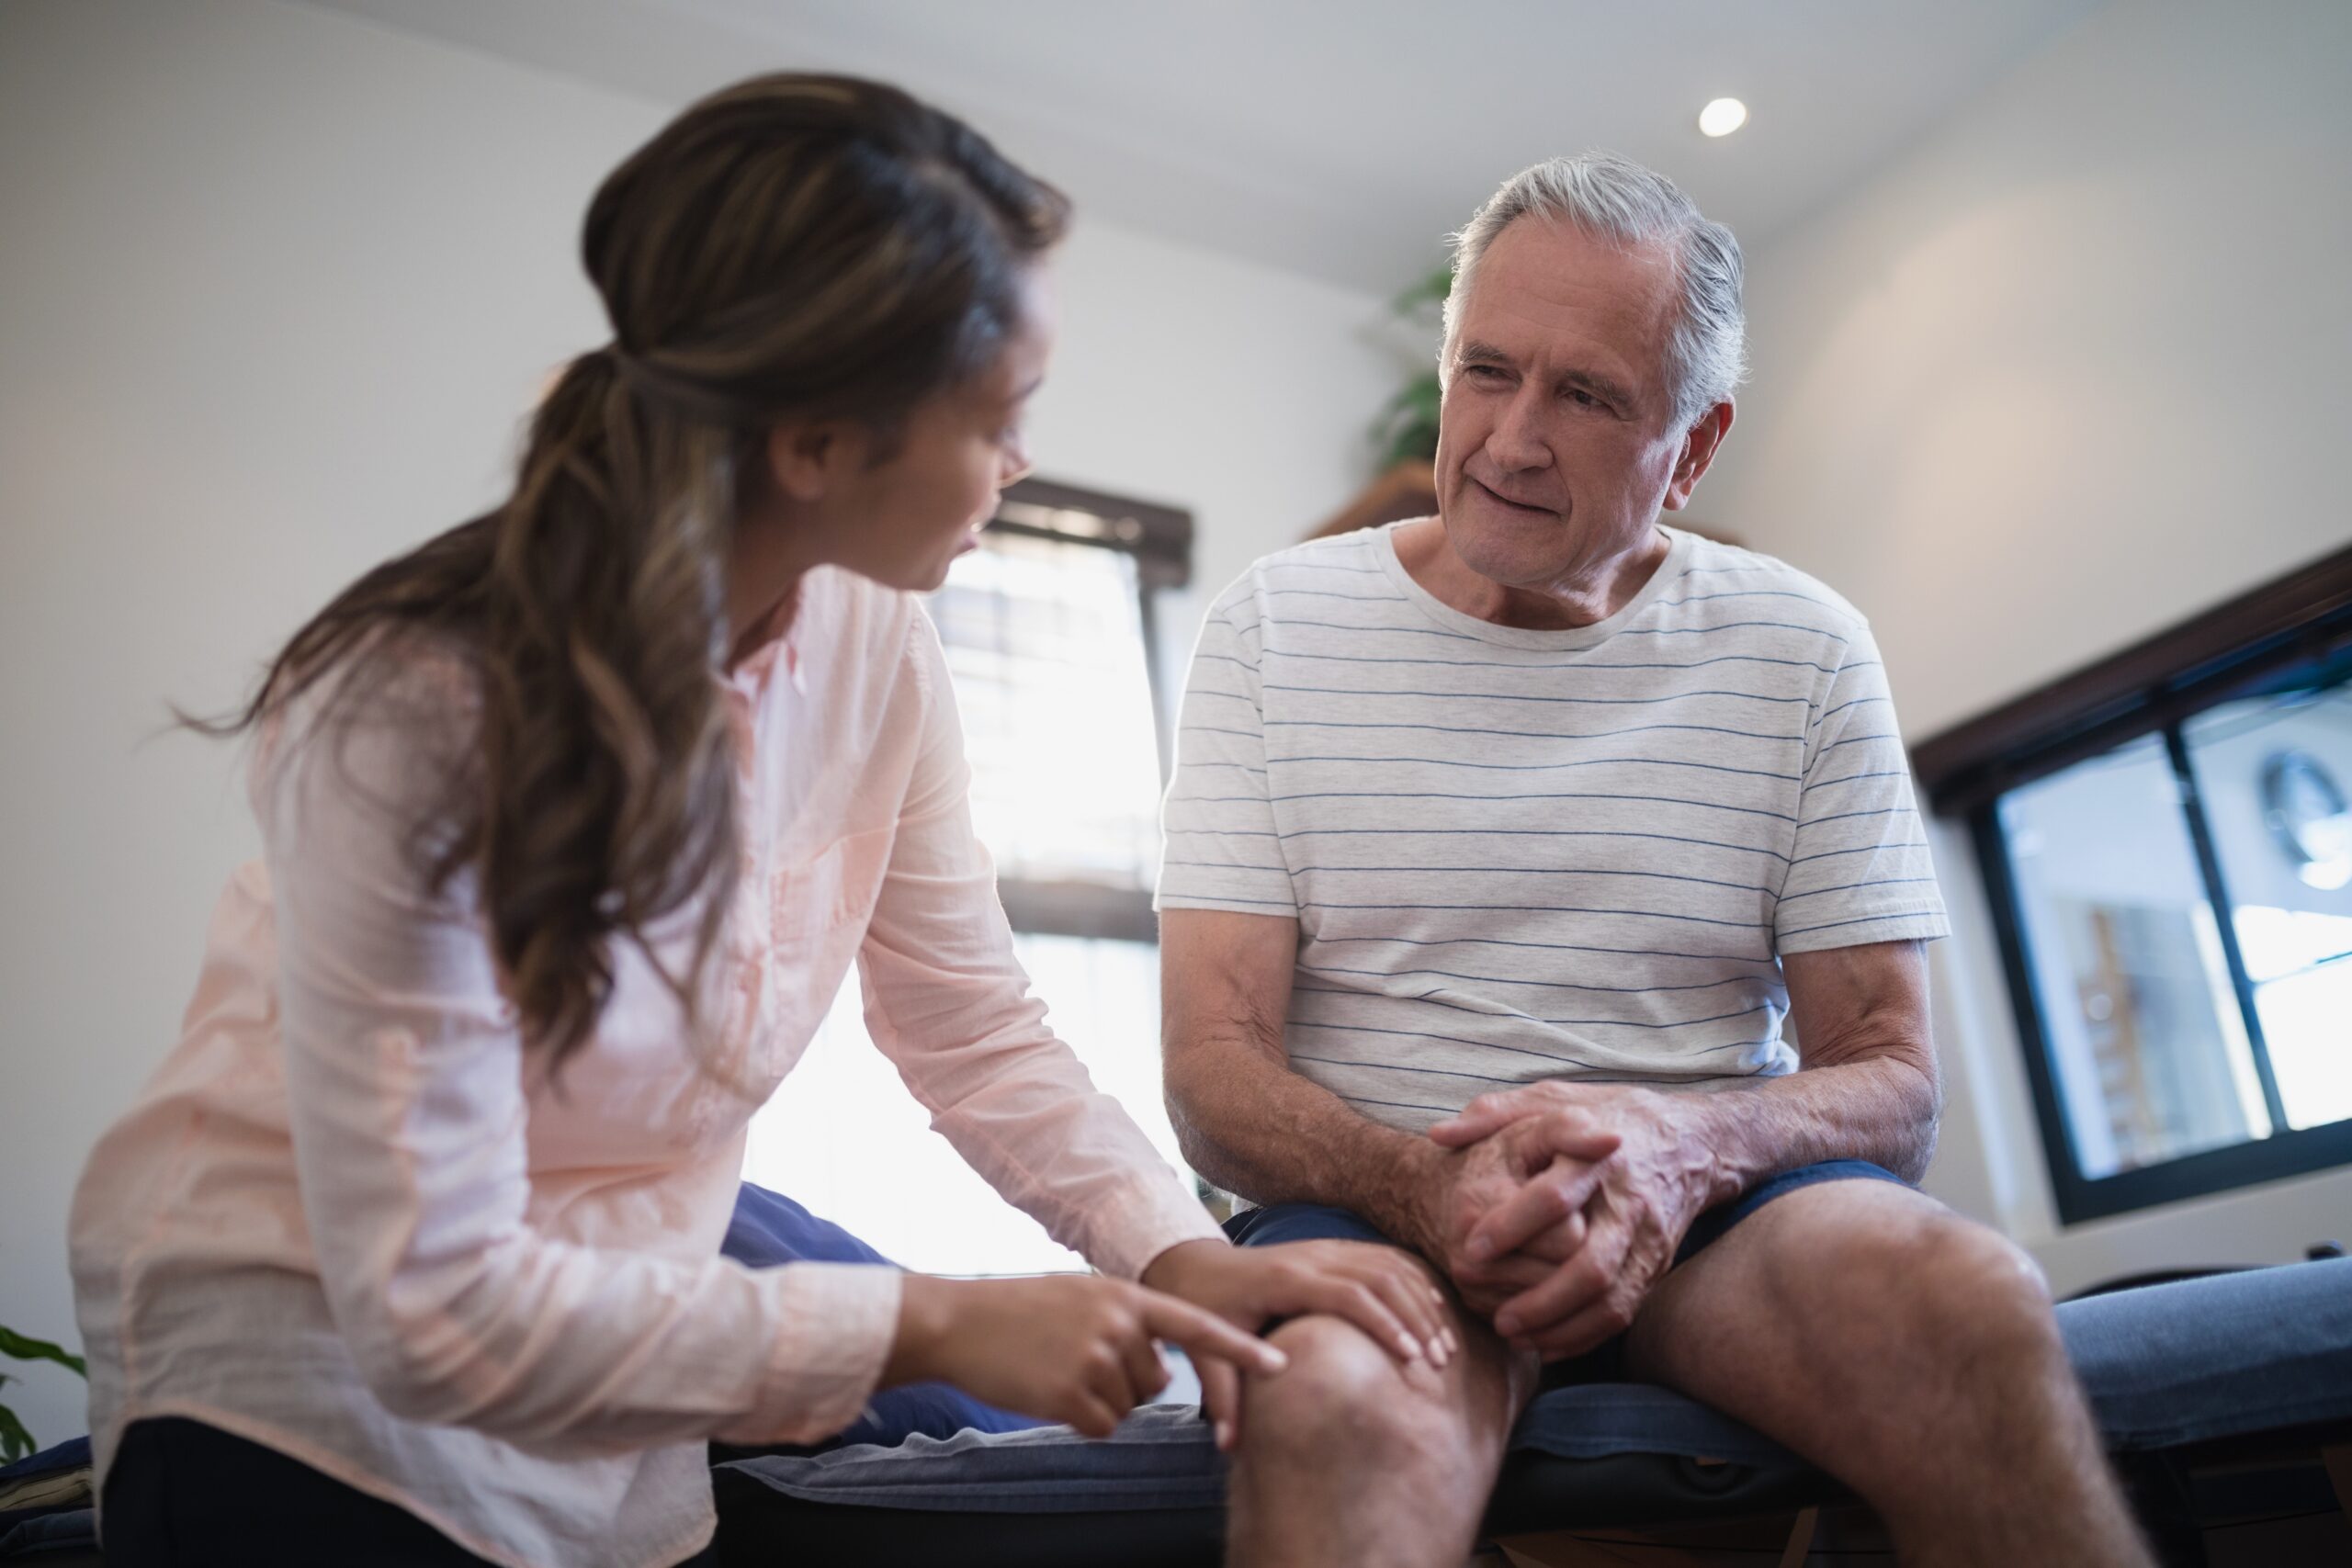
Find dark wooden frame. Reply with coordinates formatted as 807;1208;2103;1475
1914;542;2352;1224
968;476;1193;944
989;476;1193;591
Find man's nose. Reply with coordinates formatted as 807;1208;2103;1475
1486;388;1552;472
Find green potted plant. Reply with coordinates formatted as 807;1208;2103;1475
1369;263;1452;467
1308;263;1452;542
1;1325;85;1462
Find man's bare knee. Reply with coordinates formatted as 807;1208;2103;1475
1751;1206;2073;1482
1227;1314;1514;1567
1822;1211;2058;1367
1242;1314;1470;1471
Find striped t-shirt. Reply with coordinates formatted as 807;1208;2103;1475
1156;521;1949;1133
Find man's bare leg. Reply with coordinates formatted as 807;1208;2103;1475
1624;1179;2154;1568
1226;1304;1530;1568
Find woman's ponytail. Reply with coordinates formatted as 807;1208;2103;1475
201;73;1067;1065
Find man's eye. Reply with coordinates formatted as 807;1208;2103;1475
1462;364;1507;382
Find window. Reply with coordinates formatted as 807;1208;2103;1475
1918;545;2352;1222
741;479;1197;1272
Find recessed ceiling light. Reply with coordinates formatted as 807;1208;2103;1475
1699;97;1748;138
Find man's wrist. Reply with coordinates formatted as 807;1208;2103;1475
1654;1089;1750;1215
1363;1135;1455;1261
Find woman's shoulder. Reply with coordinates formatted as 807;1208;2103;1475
249;626;485;814
277;624;482;733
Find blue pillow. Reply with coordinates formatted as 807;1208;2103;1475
722;1184;1045;1448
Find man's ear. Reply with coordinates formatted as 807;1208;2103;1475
1661;400;1735;513
763;421;858;504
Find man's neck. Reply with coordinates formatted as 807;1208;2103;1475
1394;516;1671;631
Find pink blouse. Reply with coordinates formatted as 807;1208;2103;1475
68;567;1222;1568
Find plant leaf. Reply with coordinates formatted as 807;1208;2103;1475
0;1327;86;1379
1387;264;1453;315
1370;369;1446;465
0;1401;33;1464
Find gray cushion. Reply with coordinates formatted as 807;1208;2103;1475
2060;1256;2352;1450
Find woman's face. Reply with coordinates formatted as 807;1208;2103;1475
802;265;1057;594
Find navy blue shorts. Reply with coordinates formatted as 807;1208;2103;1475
1226;1158;1906;1380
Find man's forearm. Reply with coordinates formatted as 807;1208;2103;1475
1682;1054;1940;1200
1675;938;1944;1198
1169;1036;1448;1256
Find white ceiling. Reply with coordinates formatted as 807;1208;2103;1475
307;0;2109;296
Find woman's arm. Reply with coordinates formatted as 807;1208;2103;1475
854;615;1227;1277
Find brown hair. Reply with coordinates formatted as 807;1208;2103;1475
200;74;1068;1062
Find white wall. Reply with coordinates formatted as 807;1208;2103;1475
0;0;1391;1449
1702;0;2352;1289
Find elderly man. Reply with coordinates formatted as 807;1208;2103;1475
1159;153;2153;1568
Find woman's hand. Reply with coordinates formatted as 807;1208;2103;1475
1137;1238;1454;1451
882;1273;1288;1439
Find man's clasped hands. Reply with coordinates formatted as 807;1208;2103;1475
1408;1082;1729;1360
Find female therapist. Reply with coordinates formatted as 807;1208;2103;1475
69;73;1445;1568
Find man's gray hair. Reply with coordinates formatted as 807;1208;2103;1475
1442;152;1747;425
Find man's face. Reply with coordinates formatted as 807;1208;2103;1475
1434;218;1716;590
